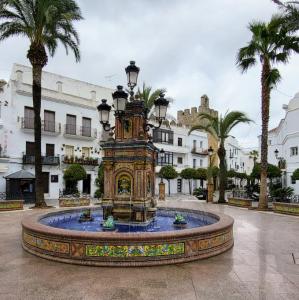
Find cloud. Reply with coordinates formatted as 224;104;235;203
0;0;297;148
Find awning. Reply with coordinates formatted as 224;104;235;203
4;170;35;179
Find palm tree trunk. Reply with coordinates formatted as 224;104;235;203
218;143;227;203
27;44;48;208
32;65;46;207
259;59;271;209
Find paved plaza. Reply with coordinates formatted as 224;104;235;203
0;200;299;300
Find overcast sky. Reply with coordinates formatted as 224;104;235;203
0;0;298;148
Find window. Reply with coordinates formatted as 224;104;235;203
65;145;74;157
24;106;34;129
291;176;296;185
44;110;55;132
82;147;90;158
46;144;55;156
66;114;76;135
177;157;183;164
200;159;203;167
290;147;298;156
193;140;197;150
26;141;35;156
153;129;174;144
42;172;49;194
193;159;196;168
178;137;183;147
200;141;203;148
269;140;272;145
157;151;173;166
82;117;91;137
177;179;182;193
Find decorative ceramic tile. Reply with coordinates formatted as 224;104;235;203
86;242;185;257
23;232;70;254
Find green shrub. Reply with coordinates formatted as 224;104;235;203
293;168;299;181
63;164;87;195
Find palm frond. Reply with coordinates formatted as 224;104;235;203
188;124;217;139
266;68;281;89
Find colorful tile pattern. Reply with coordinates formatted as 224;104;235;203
59;198;90;207
273;203;299;215
186;230;233;255
228;198;252;207
86;243;185;257
0;201;23;211
23;232;70;254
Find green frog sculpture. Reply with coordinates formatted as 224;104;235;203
173;213;187;227
102;215;116;231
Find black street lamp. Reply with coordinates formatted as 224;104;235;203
112;85;128;115
98;61;169;133
125;61;140;98
154;93;169;121
97;99;111;131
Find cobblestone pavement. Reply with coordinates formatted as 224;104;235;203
0;201;299;300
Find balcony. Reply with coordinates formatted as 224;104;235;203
62;155;99;166
63;125;97;141
191;148;208;155
21;117;61;136
22;155;60;165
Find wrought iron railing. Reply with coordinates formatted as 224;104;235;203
64;124;97;138
23;155;60;165
62;155;99;166
21;117;61;133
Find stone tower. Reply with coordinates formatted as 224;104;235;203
177;95;219;165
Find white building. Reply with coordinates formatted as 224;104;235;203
225;136;254;175
262;92;299;194
0;63;211;201
0;64;113;201
153;122;209;195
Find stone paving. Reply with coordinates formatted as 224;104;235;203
0;200;299;300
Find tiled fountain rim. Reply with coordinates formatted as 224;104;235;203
22;207;233;242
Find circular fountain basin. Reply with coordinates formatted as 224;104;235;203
22;207;234;267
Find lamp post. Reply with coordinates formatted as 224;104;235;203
207;146;214;203
97;61;169;133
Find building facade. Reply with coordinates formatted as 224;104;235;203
0;64;113;201
153;122;209;194
0;64;211;200
261;92;299;194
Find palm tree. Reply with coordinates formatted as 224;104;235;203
0;0;83;207
237;15;299;209
249;150;259;166
273;1;299;30
189;111;252;203
137;83;166;112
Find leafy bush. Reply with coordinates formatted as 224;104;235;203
271;187;294;202
159;165;178;195
293;168;299;181
193;187;207;200
195;168;207;180
250;163;281;179
63;164;87;195
181;168;198;194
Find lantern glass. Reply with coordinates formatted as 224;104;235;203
99;109;109;124
97;99;111;124
154;93;169;121
125;61;140;88
160;149;165;159
112;85;128;113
